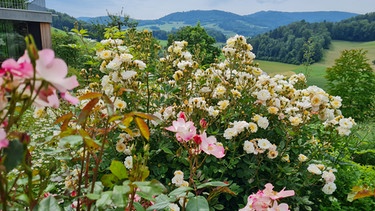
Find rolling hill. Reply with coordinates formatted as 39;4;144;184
78;10;358;37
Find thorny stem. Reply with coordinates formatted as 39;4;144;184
76;144;86;211
87;118;110;210
0;172;8;211
127;186;137;211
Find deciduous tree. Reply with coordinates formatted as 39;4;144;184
326;49;375;121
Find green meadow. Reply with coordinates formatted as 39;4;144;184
257;40;375;90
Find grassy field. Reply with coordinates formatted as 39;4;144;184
256;40;375;90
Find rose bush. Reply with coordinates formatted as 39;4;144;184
0;28;365;210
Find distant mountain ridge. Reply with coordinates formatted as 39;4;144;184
77;10;359;37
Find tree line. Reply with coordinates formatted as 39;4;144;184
249;12;375;65
249;20;330;64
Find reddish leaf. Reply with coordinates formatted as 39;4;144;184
54;112;74;131
78;92;103;100
131;112;160;121
135;117;150;141
79;129;100;150
78;98;99;126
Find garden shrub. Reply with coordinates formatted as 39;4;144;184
1;28;374;210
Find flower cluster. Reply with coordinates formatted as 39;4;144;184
171;170;189;187
239;183;295;211
243;139;278;159
96;38;146;97
307;163;337;194
165;112;225;158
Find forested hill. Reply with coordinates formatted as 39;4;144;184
248;12;375;65
330;12;375;41
78;10;358;37
242;10;357;29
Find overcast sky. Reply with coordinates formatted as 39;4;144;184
46;0;375;20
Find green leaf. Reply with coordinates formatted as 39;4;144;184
213;204;225;210
168;186;193;198
38;196;62;211
133;180;166;201
16;194;29;204
44;184;56;193
101;174;119;188
110;160;128;180
96;191;113;208
3;140;24;172
93;181;104;194
112;185;130;207
196;181;228;189
133;202;146;211
186;196;210;211
146;194;171;211
87;193;101;200
58;135;83;148
161;147;174;155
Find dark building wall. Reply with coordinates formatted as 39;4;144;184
0;8;52;61
28;21;42;49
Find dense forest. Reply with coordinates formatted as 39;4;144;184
50;9;93;32
330;13;375;41
249;12;375;65
249;21;331;64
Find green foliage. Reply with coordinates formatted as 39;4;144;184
49;9;91;32
37;196;62;211
186;196;210;211
51;29;81;67
326;49;375;121
249;20;331;65
331;12;375;41
5;27;375;211
168;23;221;67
